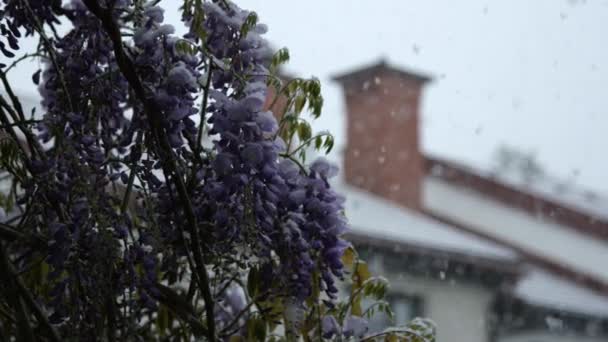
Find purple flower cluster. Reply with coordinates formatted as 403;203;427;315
133;4;201;148
3;0;350;336
16;0;160;332
191;1;349;301
0;0;60;59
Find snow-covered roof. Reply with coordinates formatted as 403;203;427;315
494;171;608;223
332;181;518;261
423;176;608;286
427;153;608;222
515;269;608;318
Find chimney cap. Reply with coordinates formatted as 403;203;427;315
331;58;432;85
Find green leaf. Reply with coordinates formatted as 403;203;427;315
240;12;259;37
154;283;208;337
247;266;260;298
306;78;321;97
271;48;290;70
314;135;323;150
297;122;312;142
323;135;334;154
308;96;323;119
156;304;169;336
407;318;437;341
385;334;400;342
175;40;195;55
287;79;299;94
246;317;267;342
294;95;306;114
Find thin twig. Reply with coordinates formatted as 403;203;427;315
286;132;332;158
280;153;307;175
218;299;255;337
0;85;44;158
359;329;427;342
0;222;45;246
0;119;41;130
4;53;42;74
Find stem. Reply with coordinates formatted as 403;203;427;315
120;131;143;216
0;103;34;160
14;298;35;342
0;250;34;342
4;53;42;74
268;78;299;113
0;222;46;247
359;329;426;342
280;154;307;175
195;63;213;155
218;299;255;337
0;223;23;242
0;73;25;121
106;296;117;342
287;132;331;158
0;243;61;342
0;82;44;158
153;283;209;337
317;304;323;342
0;119;41;130
120;167;136;214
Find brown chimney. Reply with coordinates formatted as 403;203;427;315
264;76;291;121
332;60;431;211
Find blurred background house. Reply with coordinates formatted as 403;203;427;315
328;60;608;342
3;2;608;341
5;60;607;342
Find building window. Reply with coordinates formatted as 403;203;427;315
364;294;423;333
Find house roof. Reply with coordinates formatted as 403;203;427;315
425;156;608;240
423;175;608;295
515;269;608;318
331;59;433;85
333;177;608;319
333;181;517;261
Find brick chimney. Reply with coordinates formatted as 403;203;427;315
332;60;431;211
264;76;291;121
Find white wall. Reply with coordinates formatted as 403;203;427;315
498;331;606;342
367;255;495;342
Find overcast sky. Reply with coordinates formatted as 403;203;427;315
4;0;608;193
233;0;608;193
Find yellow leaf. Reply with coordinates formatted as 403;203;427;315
342;246;356;269
384;334;400;342
229;335;244;342
351;295;362;316
354;261;371;285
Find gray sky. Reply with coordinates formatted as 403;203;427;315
235;0;608;193
4;0;608;193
